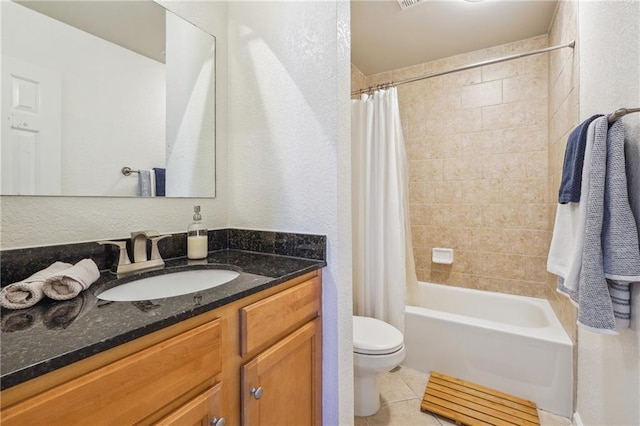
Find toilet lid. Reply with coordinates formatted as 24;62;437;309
353;316;404;355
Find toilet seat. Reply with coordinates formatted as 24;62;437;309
353;316;404;355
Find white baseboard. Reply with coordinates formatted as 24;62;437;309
573;411;584;426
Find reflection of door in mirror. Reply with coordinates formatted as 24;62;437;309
1;57;62;195
0;1;216;198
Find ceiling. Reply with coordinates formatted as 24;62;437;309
351;0;559;75
14;1;166;63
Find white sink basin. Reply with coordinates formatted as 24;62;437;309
97;269;240;302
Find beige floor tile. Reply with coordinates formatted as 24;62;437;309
377;370;416;404
355;415;370;426
431;413;458;426
537;409;572;426
367;399;442;426
397;365;430;399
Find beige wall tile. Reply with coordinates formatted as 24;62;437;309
526;256;549;282
411;225;428;247
351;64;367;93
425;135;462;159
424;181;464;204
502;126;547;153
526;150;549;178
406;140;428;161
482;204;526;228
546;0;578;343
409;205;445;226
408;182;426;203
461;129;504;155
482;101;534;130
444;157;484;180
439;68;482;88
482;60;522;82
358;36;554;300
461;80;503;109
503;74;547;104
441;204;484;228
502;178;547;203
461;179;503;204
525;204;551;230
409;159;444;182
472;252;528;280
367;71;392;87
523;52;549;78
456;107;483;133
483;153;529;179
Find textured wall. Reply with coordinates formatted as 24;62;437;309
227;2;352;423
576;1;640;424
363;36;550;298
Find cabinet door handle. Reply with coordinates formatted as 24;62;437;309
211;417;226;426
250;386;263;400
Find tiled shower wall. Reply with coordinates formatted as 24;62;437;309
356;35;551;298
547;1;579;342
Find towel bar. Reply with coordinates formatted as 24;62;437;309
121;167;140;176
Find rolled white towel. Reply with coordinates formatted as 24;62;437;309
42;259;101;301
0;262;72;309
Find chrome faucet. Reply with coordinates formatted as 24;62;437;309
99;230;171;276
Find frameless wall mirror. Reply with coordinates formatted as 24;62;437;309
1;0;216;198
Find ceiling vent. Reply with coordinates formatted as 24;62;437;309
396;0;425;11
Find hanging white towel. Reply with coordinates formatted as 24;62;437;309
550;120;598;291
138;169;157;197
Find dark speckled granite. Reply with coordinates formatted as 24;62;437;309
0;229;326;391
1;229;324;285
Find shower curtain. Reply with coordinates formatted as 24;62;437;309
352;87;417;332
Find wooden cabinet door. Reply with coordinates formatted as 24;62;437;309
155;382;224;426
241;319;322;426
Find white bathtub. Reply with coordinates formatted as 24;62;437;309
403;281;573;417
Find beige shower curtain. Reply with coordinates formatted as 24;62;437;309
351;87;417;332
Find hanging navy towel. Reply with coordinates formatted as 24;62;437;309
153;168;166;197
558;114;603;203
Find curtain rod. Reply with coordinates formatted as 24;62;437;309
351;40;576;96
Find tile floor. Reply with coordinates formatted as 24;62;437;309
354;366;574;426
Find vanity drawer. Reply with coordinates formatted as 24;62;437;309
2;318;221;426
240;276;321;356
154;381;224;426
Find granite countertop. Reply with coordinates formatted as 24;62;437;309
0;249;325;391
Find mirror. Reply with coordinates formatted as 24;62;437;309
1;0;216;198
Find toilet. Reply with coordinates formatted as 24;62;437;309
353;315;406;417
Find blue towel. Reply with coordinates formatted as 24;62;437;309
153;168;166;197
558;114;603;203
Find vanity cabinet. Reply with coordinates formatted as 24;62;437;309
240;276;322;426
0;270;322;426
241;319;321;425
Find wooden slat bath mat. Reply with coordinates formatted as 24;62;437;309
421;372;540;426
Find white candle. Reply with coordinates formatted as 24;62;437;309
187;235;208;259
